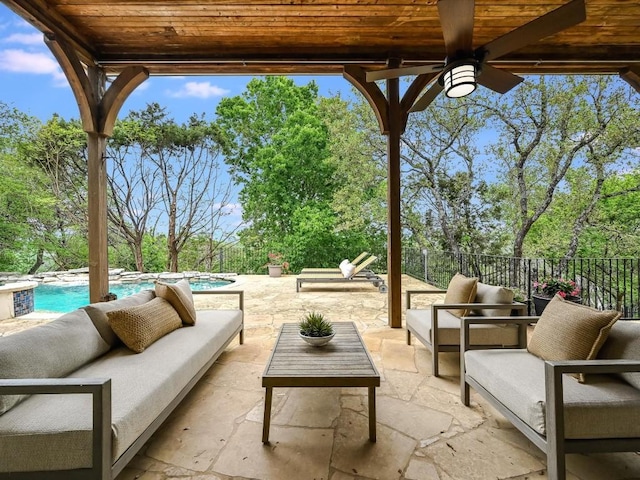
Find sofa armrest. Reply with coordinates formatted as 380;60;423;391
193;289;244;311
406;289;447;309
0;378;112;479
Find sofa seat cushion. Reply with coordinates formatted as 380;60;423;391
0;309;242;473
0;309;109;415
406;308;519;347
465;349;640;439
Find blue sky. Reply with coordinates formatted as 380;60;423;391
0;4;352;123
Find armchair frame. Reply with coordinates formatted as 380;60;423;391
406;289;527;376
461;316;640;480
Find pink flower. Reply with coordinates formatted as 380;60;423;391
558;291;567;298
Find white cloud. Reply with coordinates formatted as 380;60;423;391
166;81;230;99
0;48;67;86
3;33;43;45
213;202;243;216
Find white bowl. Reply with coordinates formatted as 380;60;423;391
299;332;335;347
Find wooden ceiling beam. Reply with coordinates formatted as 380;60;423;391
620;66;640;93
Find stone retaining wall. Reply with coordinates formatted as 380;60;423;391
0;268;237;286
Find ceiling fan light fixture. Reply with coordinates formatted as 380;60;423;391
442;61;477;98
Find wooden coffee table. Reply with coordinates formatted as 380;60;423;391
262;322;380;443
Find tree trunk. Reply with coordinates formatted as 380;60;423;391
27;249;44;275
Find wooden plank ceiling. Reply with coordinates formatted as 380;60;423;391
3;0;639;76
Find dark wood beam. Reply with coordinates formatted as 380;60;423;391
343;65;389;134
620;66;640;93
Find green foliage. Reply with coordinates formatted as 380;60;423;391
299;311;334;337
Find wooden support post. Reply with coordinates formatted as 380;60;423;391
45;34;148;302
386;74;402;328
344;64;438;328
86;133;109;303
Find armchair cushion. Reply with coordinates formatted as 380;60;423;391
527;295;621;381
444;273;478;317
473;282;515;317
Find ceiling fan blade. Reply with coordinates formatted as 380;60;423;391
478;0;586;62
477;65;524;94
409;80;444;112
366;64;444;82
438;0;475;58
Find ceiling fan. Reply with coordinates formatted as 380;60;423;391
366;0;586;112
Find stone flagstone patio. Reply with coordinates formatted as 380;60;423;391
4;274;640;479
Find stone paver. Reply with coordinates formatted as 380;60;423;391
3;274;640;479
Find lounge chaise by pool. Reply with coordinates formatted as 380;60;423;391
296;256;387;292
299;251;370;274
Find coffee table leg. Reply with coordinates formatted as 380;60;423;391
262;387;273;443
368;386;376;442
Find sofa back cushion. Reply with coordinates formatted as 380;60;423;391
473;282;515;317
155;279;196;325
107;297;182;353
0;309;110;415
598;320;640;390
444;273;478;317
83;289;156;347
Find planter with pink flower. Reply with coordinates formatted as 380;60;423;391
532;276;582;315
265;252;289;278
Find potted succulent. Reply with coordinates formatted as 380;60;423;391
532;276;582;315
265;252;289;278
298;311;335;346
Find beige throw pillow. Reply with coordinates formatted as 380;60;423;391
444;273;478;317
155;279;196;325
473;282;515;317
527;295;621;381
107;297;182;353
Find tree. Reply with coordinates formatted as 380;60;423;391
479;76;640;259
107;116;162;272
216;77;348;268
400;96;500;253
19;114;88;271
123;104;237;272
318;93;387;238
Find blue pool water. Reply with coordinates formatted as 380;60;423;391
34;280;232;313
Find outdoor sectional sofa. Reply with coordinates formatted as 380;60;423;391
0;281;244;480
461;295;640;480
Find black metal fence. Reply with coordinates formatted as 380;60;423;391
404;248;640;319
207;244;639;317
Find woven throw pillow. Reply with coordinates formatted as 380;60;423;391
155;279;196;325
444;273;478;317
107;297;182;353
528;295;621;381
473;282;515;317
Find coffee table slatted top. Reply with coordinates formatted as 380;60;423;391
262;322;380;388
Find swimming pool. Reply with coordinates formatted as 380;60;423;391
34;280;232;313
